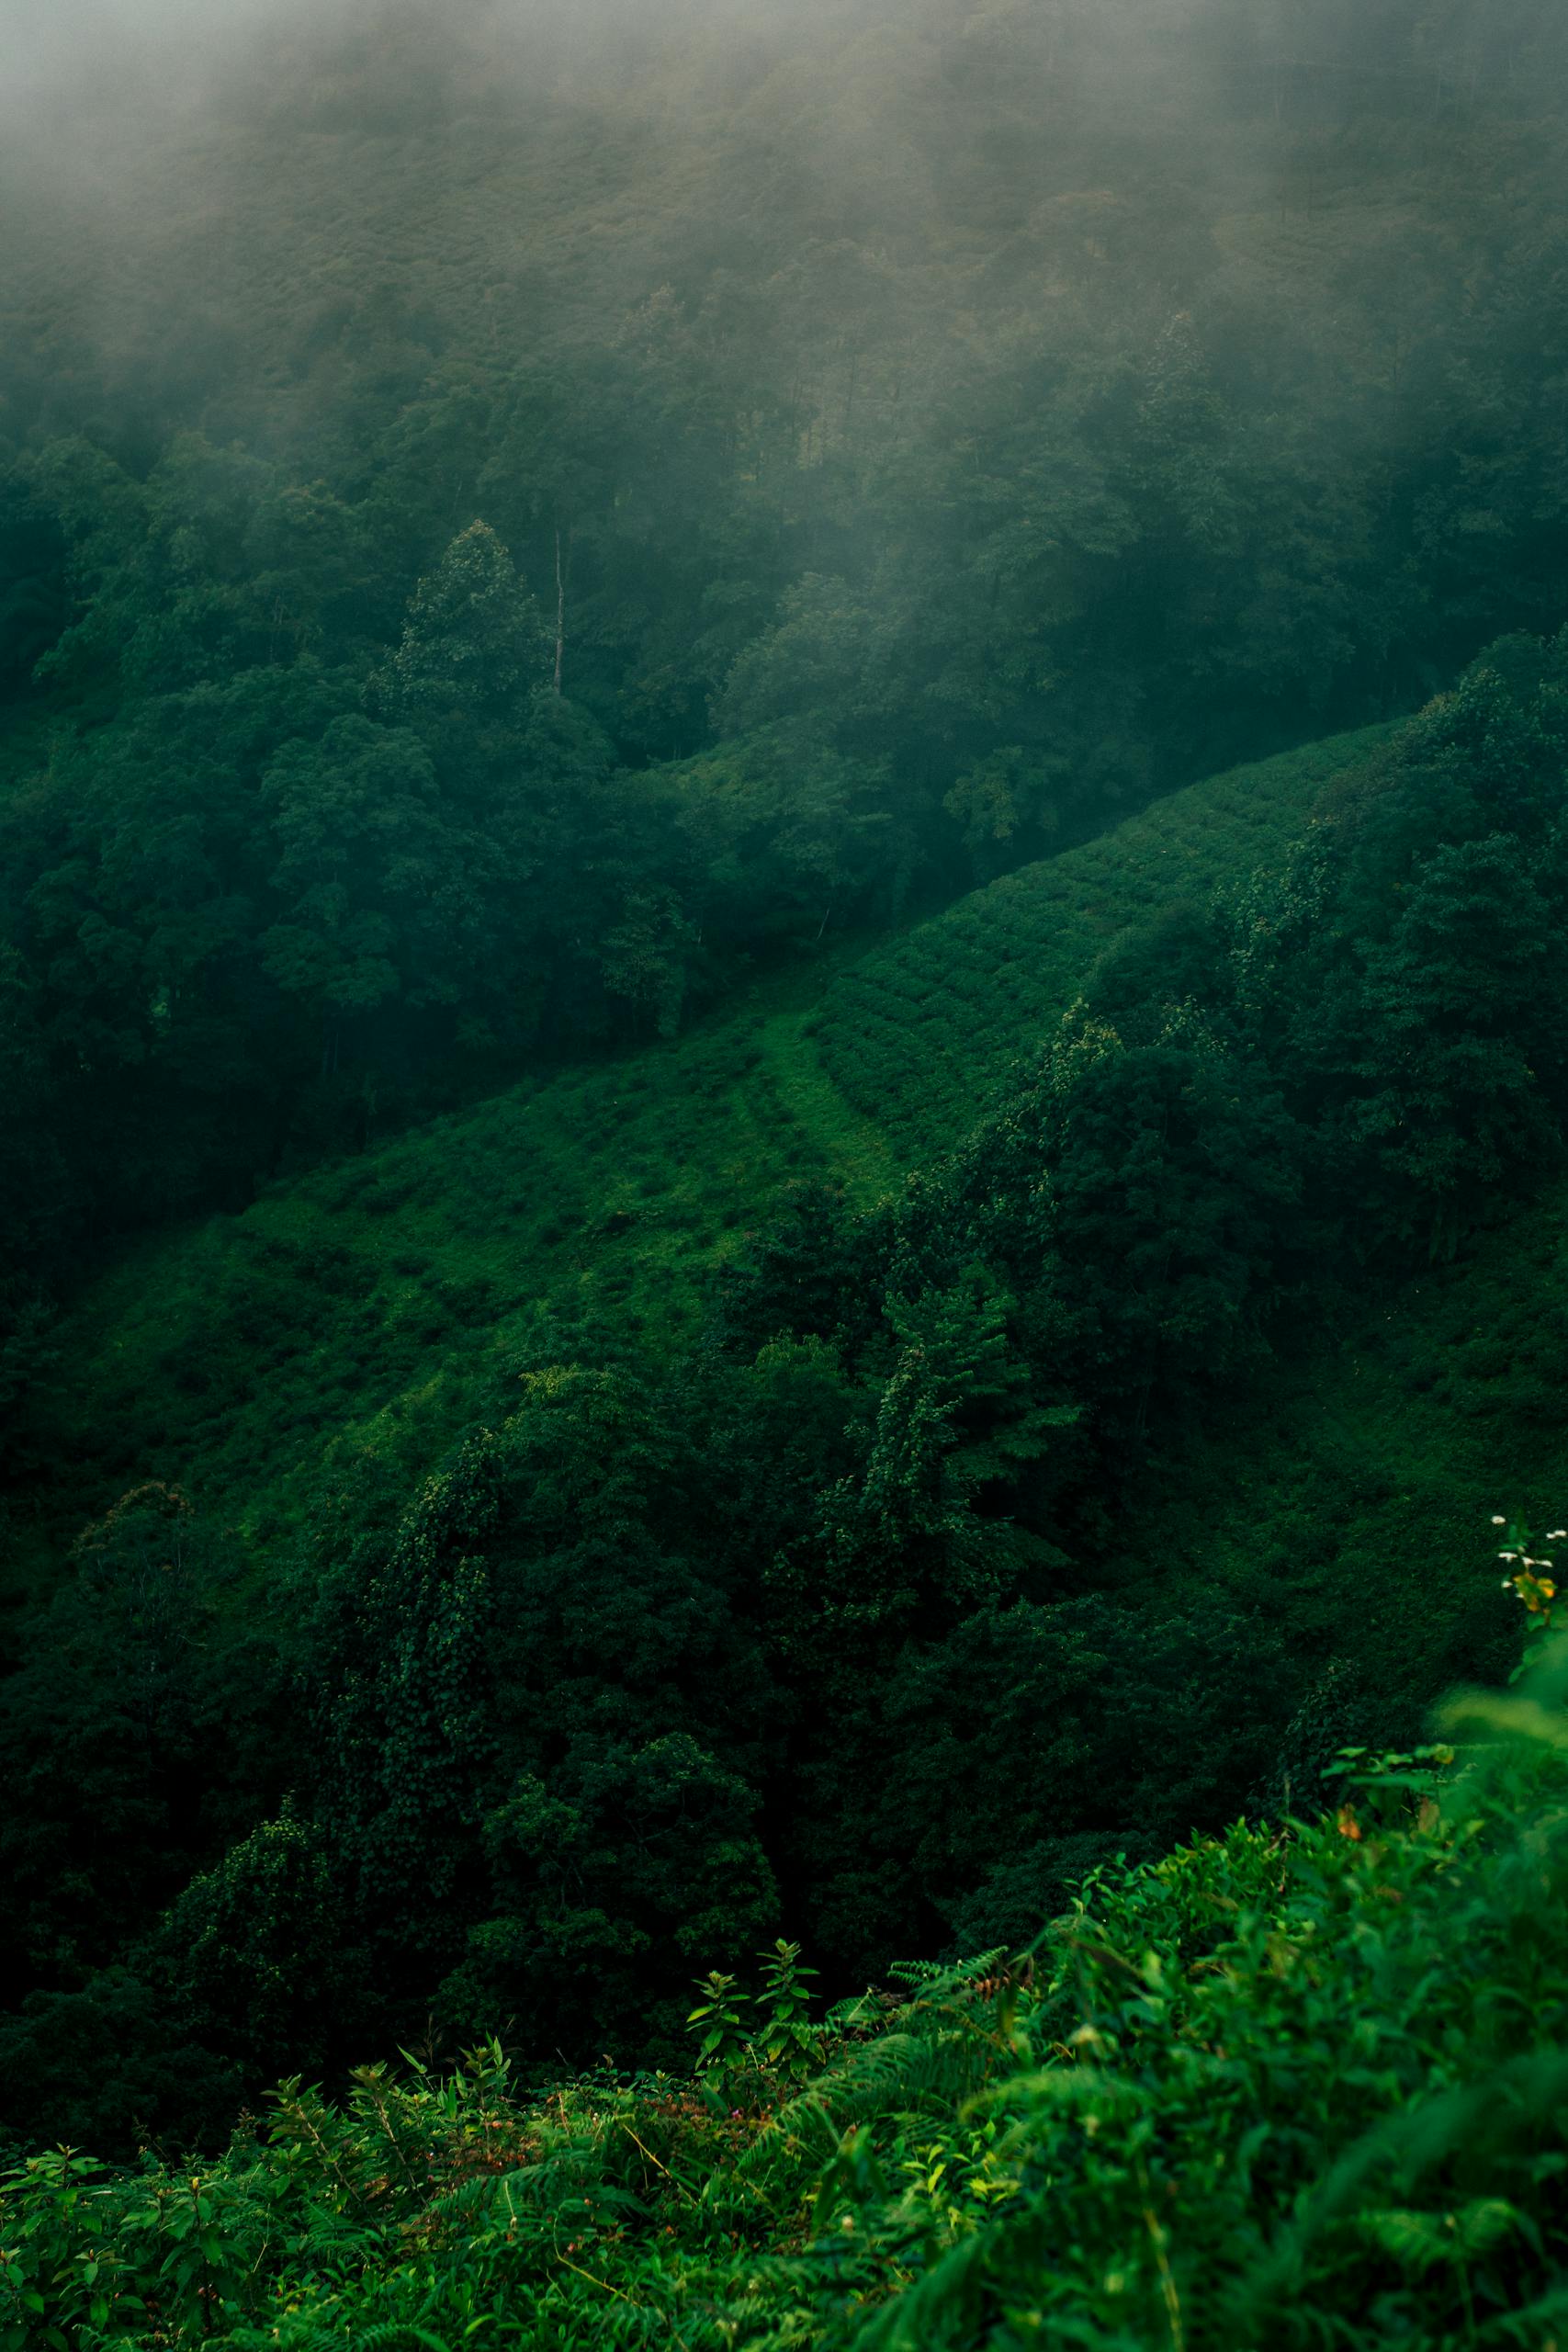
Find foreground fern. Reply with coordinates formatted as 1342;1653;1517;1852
9;1650;1568;2348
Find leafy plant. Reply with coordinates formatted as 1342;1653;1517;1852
752;1940;821;2082
685;1971;752;2076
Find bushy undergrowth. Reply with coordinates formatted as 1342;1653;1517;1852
10;1631;1568;2351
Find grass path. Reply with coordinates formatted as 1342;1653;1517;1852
16;722;1393;1578
752;1001;902;1202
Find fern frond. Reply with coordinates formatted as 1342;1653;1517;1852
852;2225;997;2351
886;1950;1007;1995
741;2024;1005;2186
326;2328;449;2352
228;2326;449;2352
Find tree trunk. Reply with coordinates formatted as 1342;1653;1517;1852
553;524;568;695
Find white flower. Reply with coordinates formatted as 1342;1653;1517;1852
1500;1552;1519;1562
1550;1530;1567;1542
1492;1515;1507;1526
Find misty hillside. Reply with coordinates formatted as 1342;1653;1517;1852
17;725;1386;1565
7;4;1568;2345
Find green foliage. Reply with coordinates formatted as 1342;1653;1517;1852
687;1971;753;2075
816;729;1397;1157
153;1813;355;2086
686;1943;823;2087
953;1003;1305;1435
13;669;1568;2152
13;0;1568;2195
1;1486;230;1986
27;727;1370;1578
8;0;1568;1308
261;716;456;1021
438;1736;780;2064
12;1632;1568;2347
752;1943;822;2084
381;520;547;724
8;0;1568;2286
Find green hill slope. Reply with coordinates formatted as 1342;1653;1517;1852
10;699;1568;2184
816;724;1399;1155
22;966;891;1570
20;724;1397;1568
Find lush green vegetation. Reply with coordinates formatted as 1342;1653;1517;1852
8;0;1568;1367
9;640;1568;2164
16;727;1379;1569
16;956;896;1570
9;5;1568;2338
10;1629;1568;2349
815;727;1401;1155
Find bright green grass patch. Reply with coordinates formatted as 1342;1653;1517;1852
815;725;1398;1159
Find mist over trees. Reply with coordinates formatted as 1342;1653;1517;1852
5;0;1568;1295
6;6;1568;2284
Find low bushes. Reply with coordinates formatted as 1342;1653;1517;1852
9;1628;1568;2350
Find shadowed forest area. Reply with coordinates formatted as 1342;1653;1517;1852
7;2;1568;2343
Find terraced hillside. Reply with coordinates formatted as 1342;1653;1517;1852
19;722;1395;1570
816;724;1399;1156
18;964;895;1573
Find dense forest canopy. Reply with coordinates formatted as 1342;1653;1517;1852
6;7;1568;2286
6;0;1568;1275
